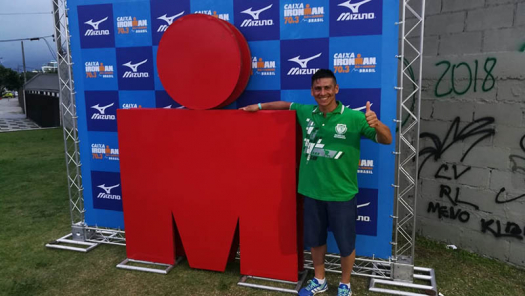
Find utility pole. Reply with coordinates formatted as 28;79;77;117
21;41;27;117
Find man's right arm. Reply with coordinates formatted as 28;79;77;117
239;101;292;112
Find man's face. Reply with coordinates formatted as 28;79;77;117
311;77;339;108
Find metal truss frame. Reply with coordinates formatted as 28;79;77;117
46;0;126;252
304;0;437;295
393;0;425;268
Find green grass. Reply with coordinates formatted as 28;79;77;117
1;129;524;295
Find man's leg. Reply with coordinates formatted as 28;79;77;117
340;249;356;284
311;244;327;280
299;197;329;295
327;198;357;286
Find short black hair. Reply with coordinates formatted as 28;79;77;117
311;69;337;86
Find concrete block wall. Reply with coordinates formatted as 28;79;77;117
413;0;525;267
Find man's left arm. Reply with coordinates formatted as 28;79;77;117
365;101;392;145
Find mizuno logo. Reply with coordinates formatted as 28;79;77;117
241;4;272;20
123;60;147;72
357;202;370;208
97;184;120;194
158;12;184;25
85;17;108;30
338;0;372;13
91;103;114;114
351;103;373;111
288;53;322;68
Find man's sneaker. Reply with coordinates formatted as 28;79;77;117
337;283;352;296
298;278;328;296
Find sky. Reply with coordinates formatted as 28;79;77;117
0;0;56;72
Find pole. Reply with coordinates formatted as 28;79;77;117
21;41;28;117
52;0;63;126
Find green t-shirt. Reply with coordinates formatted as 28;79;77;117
290;101;377;201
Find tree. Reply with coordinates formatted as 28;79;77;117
0;65;23;95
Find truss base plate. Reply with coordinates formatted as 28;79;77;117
238;270;308;294
116;257;183;274
46;233;99;252
369;266;438;296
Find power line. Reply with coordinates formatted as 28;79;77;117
0;12;52;15
42;38;57;60
0;35;54;43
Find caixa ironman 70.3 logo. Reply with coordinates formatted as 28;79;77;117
92;143;119;161
281;39;328;89
283;2;325;24
333;52;377;74
116;16;148;34
77;4;114;48
85;61;114;79
330;0;382;36
194;10;231;21
252;57;276;76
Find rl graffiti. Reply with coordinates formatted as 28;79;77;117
439;184;479;210
434;57;497;97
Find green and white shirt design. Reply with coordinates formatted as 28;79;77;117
303;117;345;161
290;101;377;202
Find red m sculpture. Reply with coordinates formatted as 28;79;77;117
118;109;302;281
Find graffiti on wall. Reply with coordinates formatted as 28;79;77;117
418;116;495;176
421;117;525;241
434;57;497;97
493;135;525;204
509;135;525;174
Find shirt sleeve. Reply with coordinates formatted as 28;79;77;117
289;102;309;128
359;111;377;142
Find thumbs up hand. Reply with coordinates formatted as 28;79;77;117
365;101;379;128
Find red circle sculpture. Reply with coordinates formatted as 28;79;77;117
157;14;251;110
218;21;252;108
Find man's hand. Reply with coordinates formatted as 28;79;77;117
364;101;392;144
239;101;291;111
365;101;379;128
239;104;259;112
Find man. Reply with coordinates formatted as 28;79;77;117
241;69;392;296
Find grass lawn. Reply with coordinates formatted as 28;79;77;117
1;129;524;296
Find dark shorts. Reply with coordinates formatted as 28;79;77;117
303;196;357;257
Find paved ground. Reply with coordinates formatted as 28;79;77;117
0;97;41;132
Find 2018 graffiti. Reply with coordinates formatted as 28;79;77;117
434;58;497;97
